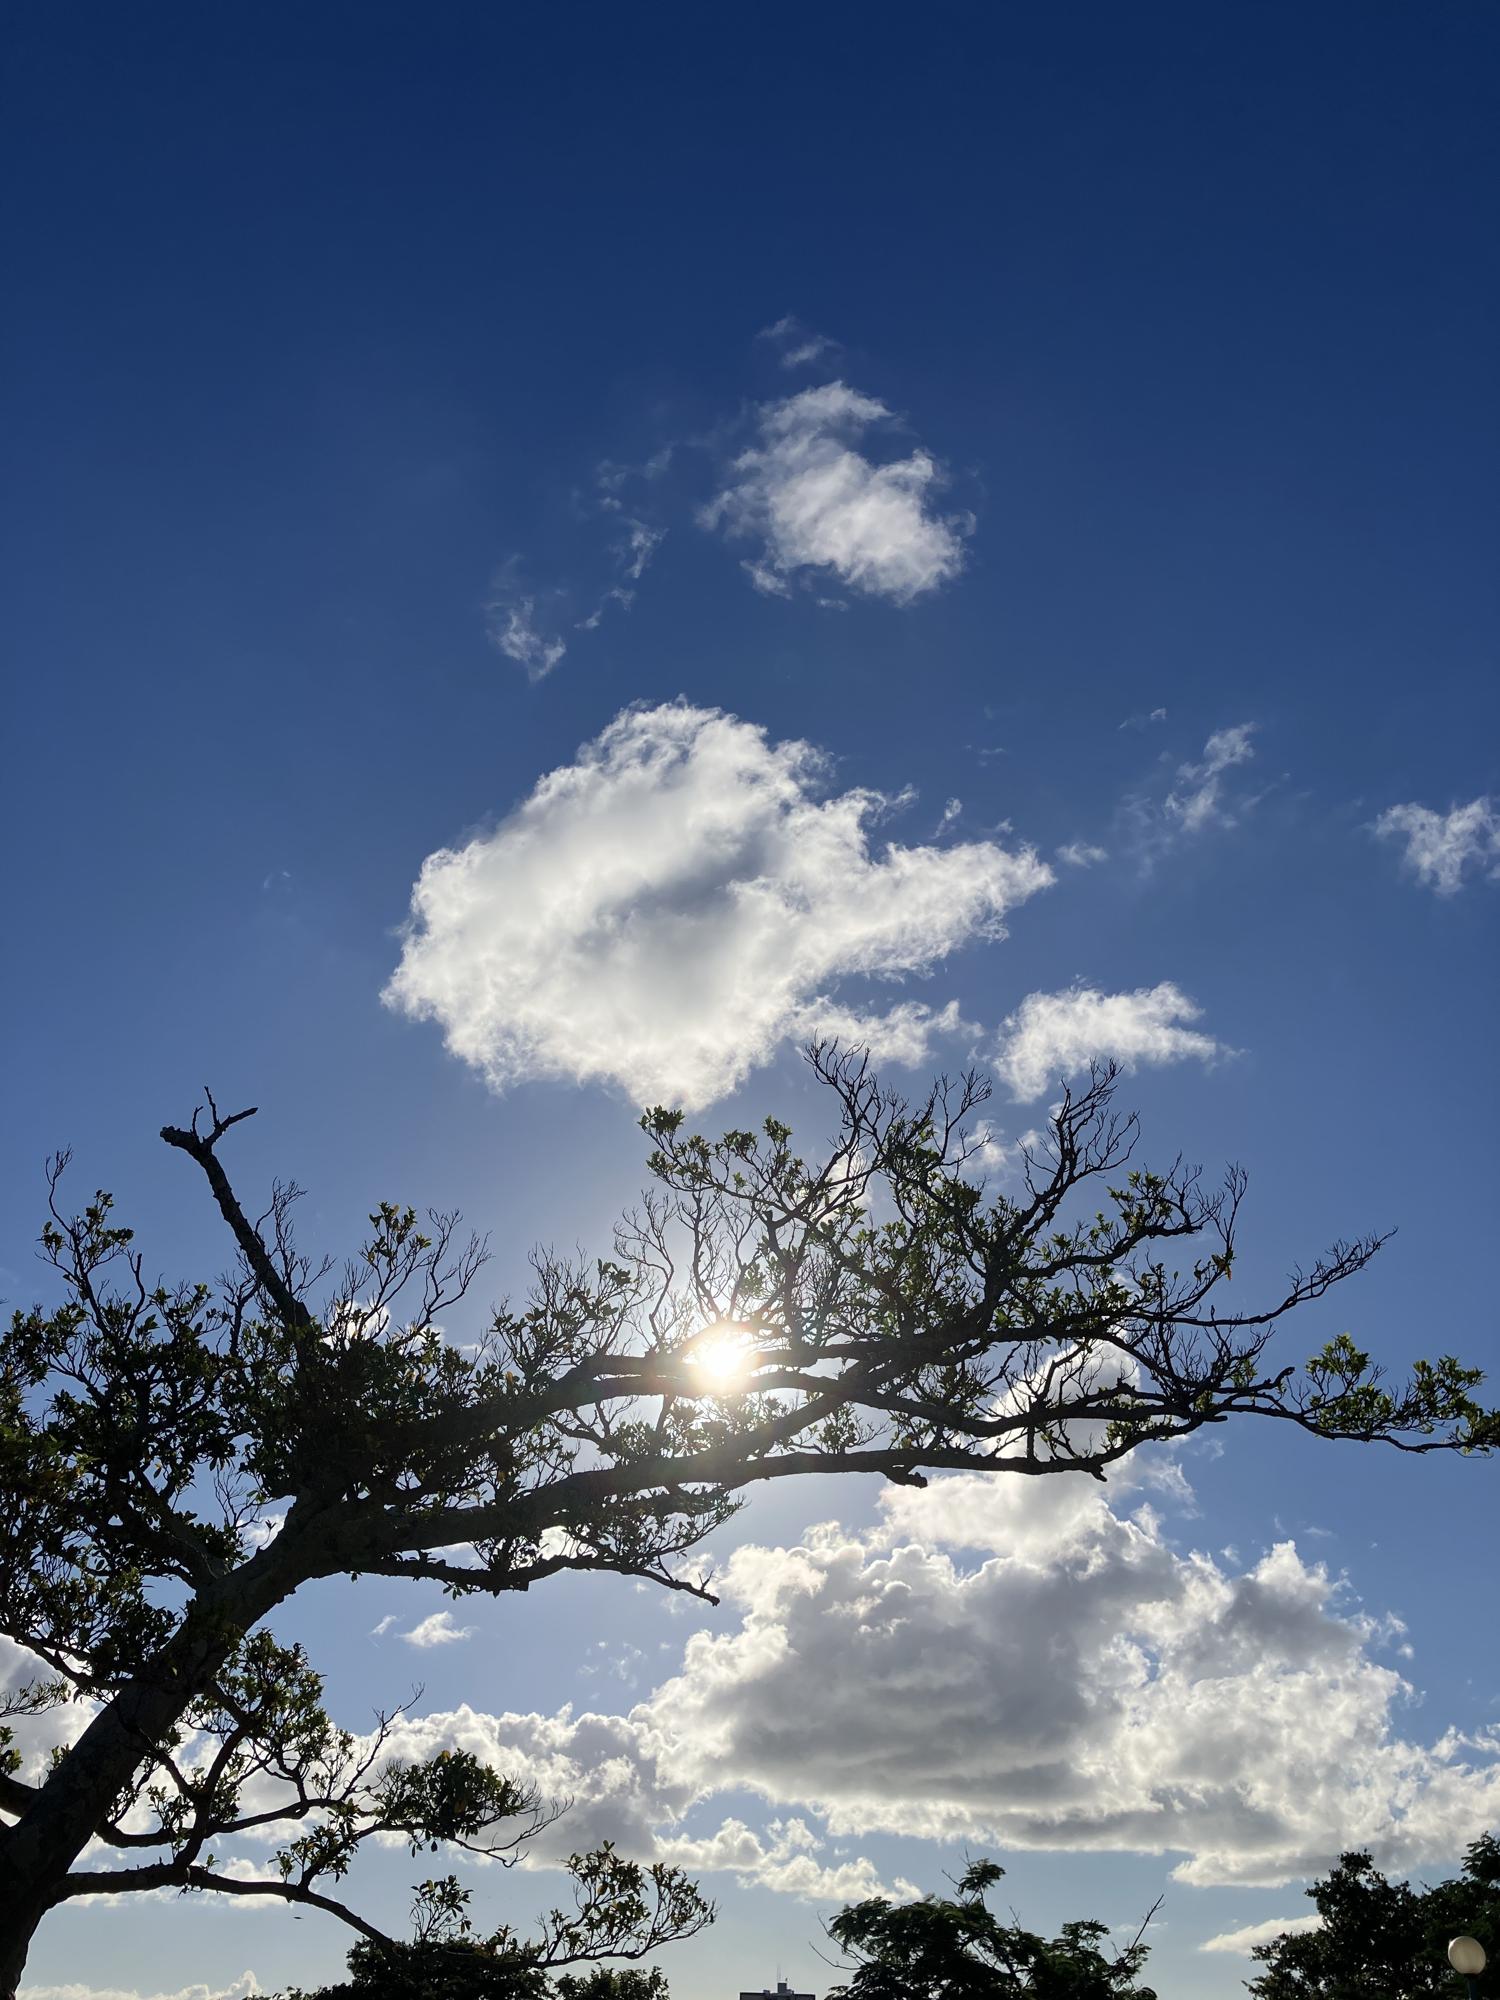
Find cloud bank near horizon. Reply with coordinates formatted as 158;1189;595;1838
346;1458;1500;1905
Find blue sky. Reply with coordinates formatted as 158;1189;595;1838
2;4;1497;1996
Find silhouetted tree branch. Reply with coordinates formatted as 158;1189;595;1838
1;1052;1494;1995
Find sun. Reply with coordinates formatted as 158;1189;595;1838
686;1322;755;1391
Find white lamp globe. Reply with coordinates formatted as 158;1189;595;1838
1449;1936;1487;1978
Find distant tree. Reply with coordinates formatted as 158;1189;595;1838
1246;1834;1500;1998
274;1861;687;1998
825;1858;1158;1998
2;1053;1496;1996
551;1970;668;2000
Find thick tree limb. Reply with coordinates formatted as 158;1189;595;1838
57;1861;398;1944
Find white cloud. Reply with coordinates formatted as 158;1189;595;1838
961;1117;1038;1183
402;1611;475;1649
581;1641;646;1688
704;383;968;604
385;702;1050;1109
575;521;667;633
369;1614;398;1638
359;1461;1500;1900
367;1702;692;1865
485;582;567;682
58;1855;283;1912
498;463;669;659
1199;1914;1321;1955
788;997;974;1071
21;1980;261;2000
619;520;664;581
642;1473;1500;1889
239;1513;283;1553
1165;724;1257;834
362;1706;905;1907
575;587;632;633
758;314;840;371
993;982;1224;1100
1056;841;1108;868
1;1636;94;1780
1374;796;1500;895
656;1816;916;1903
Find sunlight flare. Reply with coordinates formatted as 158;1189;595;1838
686;1322;757;1391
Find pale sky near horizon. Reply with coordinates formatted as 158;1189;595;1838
3;5;1498;1997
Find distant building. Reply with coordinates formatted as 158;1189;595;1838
738;1985;814;2000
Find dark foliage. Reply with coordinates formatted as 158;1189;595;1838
826;1859;1158;1998
280;1941;668;1999
1247;1834;1500;1998
3;1056;1494;1994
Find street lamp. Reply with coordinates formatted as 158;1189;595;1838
1449;1936;1487;1999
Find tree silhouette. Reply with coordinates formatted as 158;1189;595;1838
826;1858;1158;1997
2;1053;1494;1994
1247;1834;1500;1997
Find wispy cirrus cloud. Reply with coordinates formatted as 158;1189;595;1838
1374;795;1500;895
758;312;841;371
1056;840;1108;868
487;457;672;676
703;382;969;605
993;982;1225;1100
1165;723;1258;833
1119;721;1263;863
384;702;1050;1109
574;520;667;633
485;575;568;682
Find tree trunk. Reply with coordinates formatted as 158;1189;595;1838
0;1913;36;2000
0;1562;291;1998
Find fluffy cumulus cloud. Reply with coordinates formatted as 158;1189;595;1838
1374;795;1500;895
656;1815;917;1903
366;1699;912;1907
992;982;1224;1100
29;1483;1496;1918
704;383;969;603
401;1610;475;1648
384;703;1051;1108
642;1472;1500;1889
1;1636;94;1780
355;1462;1500;1904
